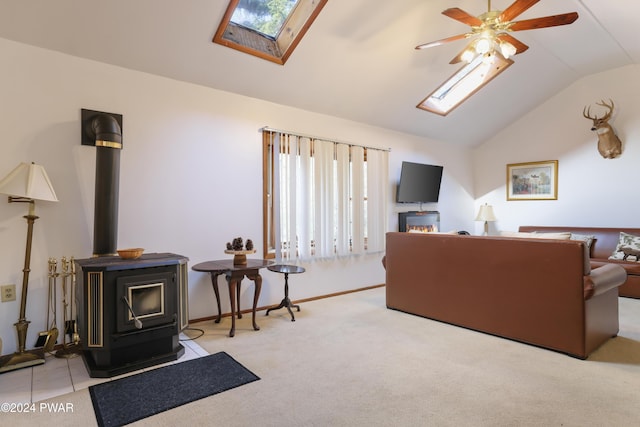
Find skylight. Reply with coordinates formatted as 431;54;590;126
230;0;299;38
214;0;328;65
417;50;513;116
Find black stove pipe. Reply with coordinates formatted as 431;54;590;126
81;109;123;257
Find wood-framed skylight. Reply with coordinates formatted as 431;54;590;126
417;50;513;116
213;0;328;65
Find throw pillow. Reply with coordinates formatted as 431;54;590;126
609;232;640;262
570;233;595;251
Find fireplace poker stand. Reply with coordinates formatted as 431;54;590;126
55;256;81;358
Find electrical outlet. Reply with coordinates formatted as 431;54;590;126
1;284;16;302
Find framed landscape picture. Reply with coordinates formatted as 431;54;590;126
507;160;558;201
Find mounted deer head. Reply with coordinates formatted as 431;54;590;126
583;99;622;159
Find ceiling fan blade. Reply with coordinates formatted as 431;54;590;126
415;33;469;50
509;12;579;31
496;34;529;55
499;0;540;23
442;8;483;27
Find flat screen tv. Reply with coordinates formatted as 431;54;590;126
396;161;443;203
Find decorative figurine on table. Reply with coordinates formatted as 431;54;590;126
224;237;256;265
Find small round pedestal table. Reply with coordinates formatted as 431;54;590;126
192;259;272;337
266;264;306;321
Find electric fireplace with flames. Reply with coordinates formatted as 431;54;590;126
75;253;189;377
398;211;440;233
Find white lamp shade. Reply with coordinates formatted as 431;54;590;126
0;162;58;202
475;37;491;54
500;41;517;59
475;204;496;222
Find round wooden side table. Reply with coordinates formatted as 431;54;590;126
266;264;306;321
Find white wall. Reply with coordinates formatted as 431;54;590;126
473;64;640;234
0;38;474;354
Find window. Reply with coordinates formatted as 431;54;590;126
263;129;388;261
213;0;328;65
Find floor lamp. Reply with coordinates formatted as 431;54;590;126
0;162;58;373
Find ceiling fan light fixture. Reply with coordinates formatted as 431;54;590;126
475;37;492;54
461;48;476;63
415;0;579;115
499;41;517;59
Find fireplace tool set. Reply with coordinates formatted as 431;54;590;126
39;256;81;358
37;258;59;352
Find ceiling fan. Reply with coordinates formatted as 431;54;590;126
416;0;579;64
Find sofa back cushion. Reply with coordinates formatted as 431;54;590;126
500;231;572;240
504;230;589;275
519;226;640;260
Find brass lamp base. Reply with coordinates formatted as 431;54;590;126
0;318;45;373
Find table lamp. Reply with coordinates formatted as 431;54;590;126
475;203;496;236
0;162;58;373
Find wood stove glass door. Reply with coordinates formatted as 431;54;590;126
116;272;175;332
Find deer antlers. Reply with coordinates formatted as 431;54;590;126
583;99;614;121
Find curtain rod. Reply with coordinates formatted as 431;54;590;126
260;126;391;152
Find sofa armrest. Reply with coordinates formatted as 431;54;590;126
583;264;627;300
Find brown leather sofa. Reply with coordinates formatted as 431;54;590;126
519;226;640;299
384;232;627;359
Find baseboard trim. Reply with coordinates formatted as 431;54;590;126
189;283;385;324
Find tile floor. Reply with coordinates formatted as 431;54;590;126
0;334;209;403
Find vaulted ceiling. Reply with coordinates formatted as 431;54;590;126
0;0;638;147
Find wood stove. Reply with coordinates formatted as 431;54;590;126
77;110;190;377
75;253;189;377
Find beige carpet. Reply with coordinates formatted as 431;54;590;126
7;287;640;426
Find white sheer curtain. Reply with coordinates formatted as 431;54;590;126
268;130;388;261
313;140;335;258
275;134;294;259
365;148;388;253
297;137;312;259
351;146;365;255
335;144;350;256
